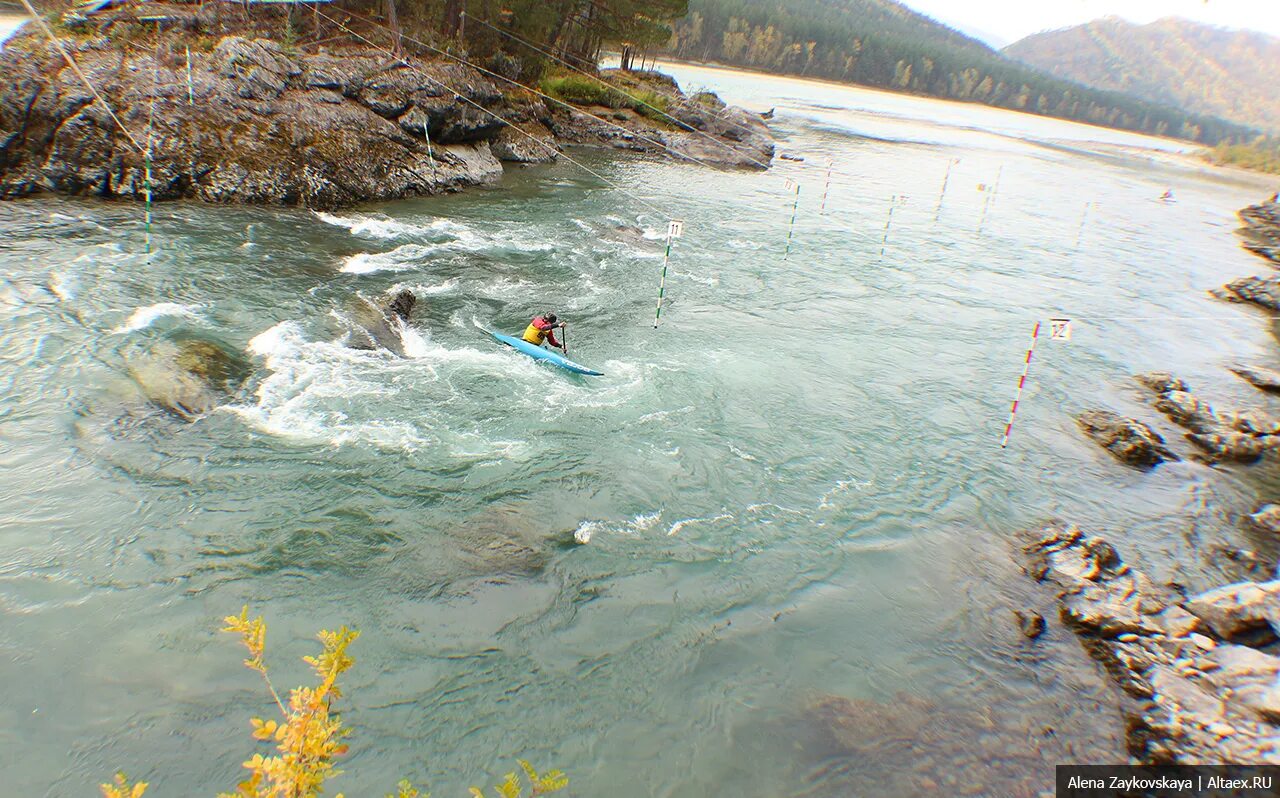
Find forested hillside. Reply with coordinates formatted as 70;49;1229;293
1004;17;1280;134
657;0;1253;145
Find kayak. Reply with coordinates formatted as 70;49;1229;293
486;329;604;376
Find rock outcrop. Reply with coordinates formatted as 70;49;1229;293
1135;372;1280;463
1214;199;1280;308
1213;275;1280;311
0;7;771;208
1076;409;1178;467
1024;522;1280;764
1239;199;1280;266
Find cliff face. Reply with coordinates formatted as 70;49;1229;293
0;11;771;209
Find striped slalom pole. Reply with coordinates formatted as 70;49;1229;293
144;153;153;260
880;195;898;259
820;161;833;214
654;220;683;328
185;46;194;104
1001;321;1041;449
783;181;800;260
935;157;957;222
1074;201;1092;250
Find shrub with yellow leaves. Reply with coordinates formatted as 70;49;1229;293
101;607;568;798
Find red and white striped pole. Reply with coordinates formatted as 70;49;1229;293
1001;321;1041;449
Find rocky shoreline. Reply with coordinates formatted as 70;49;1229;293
1038;197;1280;764
0;3;772;209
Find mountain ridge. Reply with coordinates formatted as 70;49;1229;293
660;0;1254;144
1003;16;1280;133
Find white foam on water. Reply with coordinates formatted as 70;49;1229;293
390;278;460;296
393;317;432;359
231;320;548;455
340;244;443;274
231;321;427;449
573;520;606;544
668;513;734;537
110;302;202;334
314;211;468;241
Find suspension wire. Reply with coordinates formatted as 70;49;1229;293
15;0;145;155
331;6;733;173
464;13;774;171
314;8;672;217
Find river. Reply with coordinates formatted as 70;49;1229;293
1;59;1277;797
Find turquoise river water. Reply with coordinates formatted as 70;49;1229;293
2;60;1280;797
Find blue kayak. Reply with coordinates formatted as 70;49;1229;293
487;329;604;377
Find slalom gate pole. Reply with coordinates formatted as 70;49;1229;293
935;158;957;222
654;220;683;328
820;161;833;214
783;182;800;260
1000;321;1041;449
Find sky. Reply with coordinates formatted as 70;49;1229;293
898;0;1280;47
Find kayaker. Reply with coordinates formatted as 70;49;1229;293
522;312;565;351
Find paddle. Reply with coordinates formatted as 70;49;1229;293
561;323;568;356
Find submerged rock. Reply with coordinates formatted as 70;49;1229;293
1022;521;1280;764
128;337;249;419
1014;609;1046;639
1076;409;1178;467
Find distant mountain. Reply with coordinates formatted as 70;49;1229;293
1004;17;1280;134
660;0;1254;145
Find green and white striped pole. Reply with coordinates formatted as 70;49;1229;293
783;179;800;260
144;152;153;261
185;46;194;105
654;219;683;329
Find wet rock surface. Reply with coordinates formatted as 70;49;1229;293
1076;409;1178;467
1023;522;1280;764
344;289;418;356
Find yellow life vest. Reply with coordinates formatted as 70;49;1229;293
522;322;547;345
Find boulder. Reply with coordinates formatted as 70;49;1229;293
128;337;248;420
1076;410;1178;468
1014;609;1046;638
1249;504;1280;534
1231;364;1280;394
1153;390;1221;433
1183;581;1280;643
346;289;419;356
1186;431;1277;463
1134;371;1188;395
488;123;559;163
1215;275;1280;311
1024;524;1170;636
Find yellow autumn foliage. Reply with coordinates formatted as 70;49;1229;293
101;607;567;798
